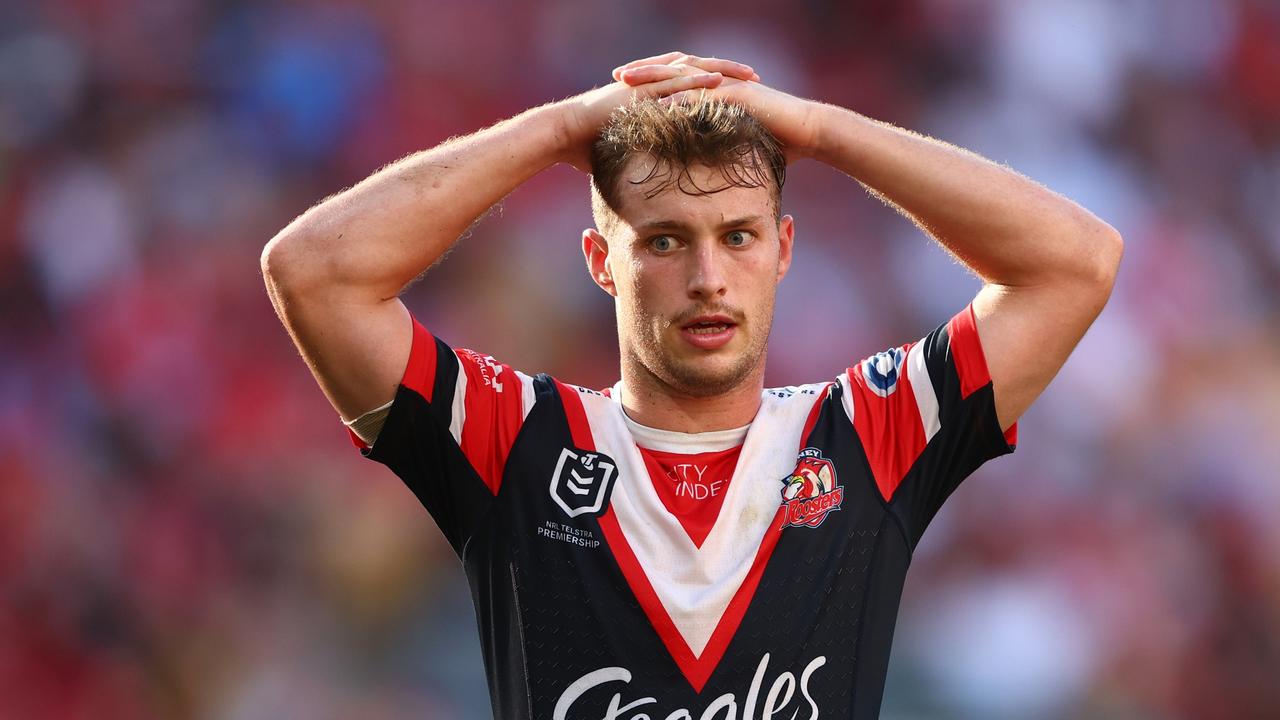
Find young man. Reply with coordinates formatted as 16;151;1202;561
262;52;1122;720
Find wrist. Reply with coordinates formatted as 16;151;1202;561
541;89;613;172
518;100;578;168
799;100;839;162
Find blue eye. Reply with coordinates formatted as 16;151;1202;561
651;235;675;252
726;230;751;246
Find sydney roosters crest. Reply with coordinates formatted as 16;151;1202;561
780;448;843;529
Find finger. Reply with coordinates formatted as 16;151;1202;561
618;64;693;85
612;51;685;80
619;60;752;88
644;72;722;99
677;56;756;81
616;53;752;83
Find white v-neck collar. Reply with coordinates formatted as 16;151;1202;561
579;380;828;660
561;378;834;688
609;380;751;453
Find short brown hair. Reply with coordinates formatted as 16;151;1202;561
589;95;786;236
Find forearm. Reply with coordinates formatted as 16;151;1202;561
808;103;1121;289
262;101;571;299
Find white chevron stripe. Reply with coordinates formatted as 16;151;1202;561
517;370;537;422
906;341;940;441
448;354;467;445
579;382;824;656
837;370;857;424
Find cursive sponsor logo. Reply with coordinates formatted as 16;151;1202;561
553;653;826;720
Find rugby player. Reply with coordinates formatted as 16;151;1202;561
261;51;1122;719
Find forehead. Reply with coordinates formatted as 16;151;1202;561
612;155;774;231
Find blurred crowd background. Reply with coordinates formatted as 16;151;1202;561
3;0;1278;718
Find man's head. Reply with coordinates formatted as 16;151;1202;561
582;95;794;399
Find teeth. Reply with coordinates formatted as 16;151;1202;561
688;324;729;335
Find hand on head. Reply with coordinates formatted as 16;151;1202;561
610;51;761;84
558;51;817;172
555;53;742;172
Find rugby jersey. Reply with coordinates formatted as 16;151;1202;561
351;302;1017;719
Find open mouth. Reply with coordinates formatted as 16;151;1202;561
678;314;739;349
684;321;734;335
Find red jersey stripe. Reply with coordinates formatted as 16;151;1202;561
404;316;437;401
949;303;990;401
849;348;928;502
348;315;438;450
950;303;1018;445
455;348;525;495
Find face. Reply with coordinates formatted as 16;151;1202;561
583;156;794;398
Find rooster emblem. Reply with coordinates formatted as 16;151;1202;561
780;449;844;529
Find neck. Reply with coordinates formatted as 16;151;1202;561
618;355;766;434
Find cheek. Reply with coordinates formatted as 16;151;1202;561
613;266;663;338
622;261;672;316
736;250;780;297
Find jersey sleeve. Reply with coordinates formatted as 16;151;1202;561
348;313;536;555
838;301;1017;548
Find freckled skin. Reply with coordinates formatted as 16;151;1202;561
591;156;795;404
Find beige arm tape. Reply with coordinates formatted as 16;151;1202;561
343;399;394;446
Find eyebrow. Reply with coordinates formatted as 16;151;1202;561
632;215;770;235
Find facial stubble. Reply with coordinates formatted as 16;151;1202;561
624;289;776;399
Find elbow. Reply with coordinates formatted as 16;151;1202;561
260;229;318;301
260;232;290;292
1081;223;1124;311
1094;223;1124;289
259;235;281;284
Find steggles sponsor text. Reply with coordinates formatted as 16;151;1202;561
553;652;826;720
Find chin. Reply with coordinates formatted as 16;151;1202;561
661;354;758;398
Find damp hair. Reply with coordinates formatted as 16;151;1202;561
588;95;787;237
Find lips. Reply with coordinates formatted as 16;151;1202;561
681;314;735;329
679;314;738;350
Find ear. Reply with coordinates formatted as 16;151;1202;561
776;214;795;283
582;228;617;297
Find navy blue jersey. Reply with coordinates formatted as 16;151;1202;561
353;302;1017;719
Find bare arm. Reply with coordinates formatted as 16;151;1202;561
261;60;754;424
804;104;1123;432
632;61;1124;433
260;103;569;422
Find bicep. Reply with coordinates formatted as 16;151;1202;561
971;279;1110;433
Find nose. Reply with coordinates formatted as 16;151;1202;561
686;241;727;300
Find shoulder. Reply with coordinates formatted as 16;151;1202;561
760;380;836;431
762;380;832;404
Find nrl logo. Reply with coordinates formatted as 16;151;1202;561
550;447;617;519
780;448;843;529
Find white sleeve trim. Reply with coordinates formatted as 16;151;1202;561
906;341;941;442
448;353;468;445
518;370;537;422
342;398;395;445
